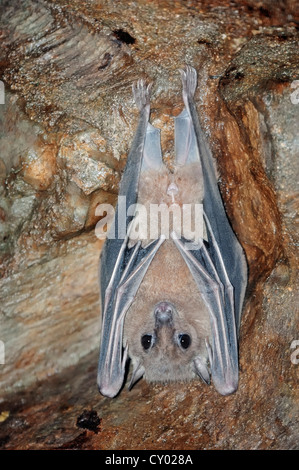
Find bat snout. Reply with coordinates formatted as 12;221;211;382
154;301;174;326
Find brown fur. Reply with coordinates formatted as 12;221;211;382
128;162;205;248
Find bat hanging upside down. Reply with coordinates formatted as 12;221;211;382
97;66;247;397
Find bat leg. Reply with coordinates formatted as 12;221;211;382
132;79;165;173
174;108;201;167
174;67;201;169
141;122;163;172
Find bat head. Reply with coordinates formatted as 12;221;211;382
124;299;211;389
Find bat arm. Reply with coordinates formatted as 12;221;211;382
98;236;165;397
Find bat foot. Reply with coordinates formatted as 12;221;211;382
132;79;152;113
179;65;197;108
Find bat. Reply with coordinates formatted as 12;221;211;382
97;66;247;398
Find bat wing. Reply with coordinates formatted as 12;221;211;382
97;81;165;397
172;66;247;394
179;66;247;328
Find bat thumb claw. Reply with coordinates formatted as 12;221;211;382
128;362;145;391
194;356;211;385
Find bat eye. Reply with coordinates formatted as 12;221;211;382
141;334;153;350
179;334;191;350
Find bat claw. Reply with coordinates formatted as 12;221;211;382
194;356;211;385
128;362;145;390
180;65;197;108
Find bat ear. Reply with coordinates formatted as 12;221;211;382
193;356;211;385
128;362;145;391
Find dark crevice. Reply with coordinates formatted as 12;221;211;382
113;29;136;45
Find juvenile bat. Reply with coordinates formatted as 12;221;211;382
97;66;247;397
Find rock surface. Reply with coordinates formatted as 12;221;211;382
0;0;298;450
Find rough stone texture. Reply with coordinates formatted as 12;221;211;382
0;0;298;450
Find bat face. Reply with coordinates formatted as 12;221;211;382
97;67;247;398
123;240;211;385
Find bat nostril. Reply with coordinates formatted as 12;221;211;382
155;301;173;324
